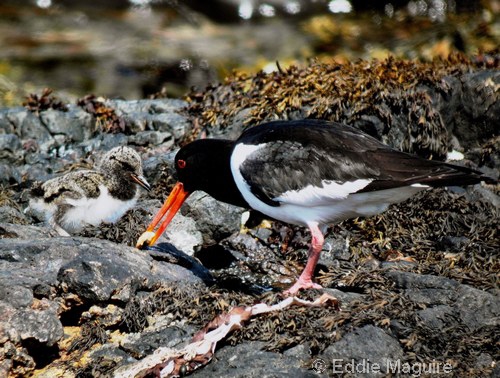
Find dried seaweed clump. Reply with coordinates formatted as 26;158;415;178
68;320;108;354
77;94;125;134
186;55;491;159
384;189;499;288
121;284;256;333
77;208;151;246
314;188;499;291
23;88;68;113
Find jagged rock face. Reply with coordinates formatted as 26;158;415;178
0;59;499;377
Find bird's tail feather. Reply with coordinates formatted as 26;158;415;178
416;163;496;188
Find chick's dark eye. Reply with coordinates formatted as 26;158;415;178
122;162;135;172
177;159;186;169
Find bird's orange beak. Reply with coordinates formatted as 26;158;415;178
136;182;190;249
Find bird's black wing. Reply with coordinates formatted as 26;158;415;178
236;120;491;206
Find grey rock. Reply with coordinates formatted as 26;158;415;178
0;285;33;309
465;184;500;209
191;341;317;378
386;271;500;331
322;288;364;305
39;106;93;142
475;353;494;369
108;99;183;115
147;99;188;113
493;364;500;378
405;288;454;306
416;305;454;329
219;107;252;140
120;326;193;359
127;130;173;147
385;271;459;291
83;344;136;376
321;325;404;377
11;303;63;346
451;70;499;147
79;132;129;153
120;113;148;133
0;206;28;225
142;151;175;184
56;238;207;302
222;231;268;256
0;299;62;365
151;112;190;140
0;223;53;240
454;284;500;331
23;150;50;165
0;110;15;134
322;232;351;262
436;235;470;251
389;319;413;340
160;211;204;255
18;165;58;184
0;134;21;160
0;301;20;343
251;226;273;241
107;99;190;139
7;110;54;150
353;114;387;142
462;70;499;123
433;75;463;136
185;191;244;245
0;236;206;302
0;163;21;185
282;342;312;359
0;236;81;289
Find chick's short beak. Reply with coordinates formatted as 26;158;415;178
130;173;151;192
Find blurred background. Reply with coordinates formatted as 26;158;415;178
0;0;498;106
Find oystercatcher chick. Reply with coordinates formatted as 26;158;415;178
28;146;151;236
137;119;494;295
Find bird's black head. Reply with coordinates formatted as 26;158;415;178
174;139;248;208
174;139;232;192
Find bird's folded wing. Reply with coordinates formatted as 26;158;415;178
235;120;489;207
41;171;103;203
235;123;385;206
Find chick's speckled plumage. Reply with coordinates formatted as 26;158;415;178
27;146;150;235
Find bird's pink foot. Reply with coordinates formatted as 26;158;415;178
283;222;325;296
283;278;323;296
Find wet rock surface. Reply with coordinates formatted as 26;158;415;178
0;58;499;377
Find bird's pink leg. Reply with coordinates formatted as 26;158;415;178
284;222;324;296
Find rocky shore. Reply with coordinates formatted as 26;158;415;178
0;58;499;377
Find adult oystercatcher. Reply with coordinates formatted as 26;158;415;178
137;119;494;295
28;146;151;236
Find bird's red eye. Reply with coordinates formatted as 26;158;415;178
177;159;186;169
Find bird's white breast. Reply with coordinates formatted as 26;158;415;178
62;185;137;231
